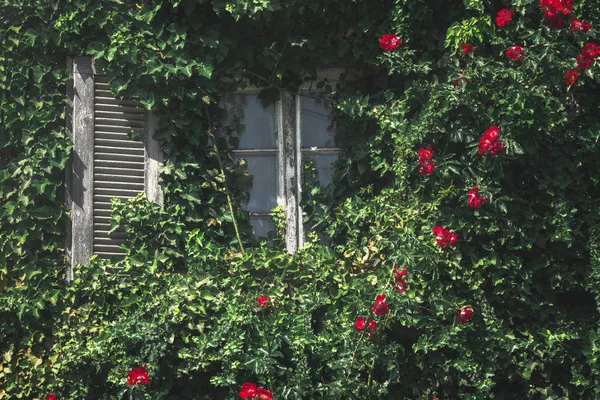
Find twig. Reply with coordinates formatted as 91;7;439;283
204;105;245;255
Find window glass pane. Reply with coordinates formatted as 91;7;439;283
226;93;277;149
301;97;335;148
237;154;278;212
303;153;338;187
249;216;276;239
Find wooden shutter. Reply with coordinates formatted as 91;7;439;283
67;57;162;277
92;75;147;257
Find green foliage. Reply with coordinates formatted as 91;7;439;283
2;0;600;399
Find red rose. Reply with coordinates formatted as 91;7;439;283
46;395;57;400
539;0;559;17
576;54;592;69
581;43;600;58
393;265;407;279
457;306;474;324
257;387;273;400
460;43;474;55
366;317;376;331
418;145;434;163
489;140;505;156
453;76;471;87
478;126;504;156
393;265;408;293
432;226;445;239
564;69;579;85
379;34;401;51
571;19;591;32
433;226;457;248
467;186;488;209
354;317;366;332
257;296;269;309
417;146;435;175
495;9;513;27
419;160;435;175
239;383;258;399
395;278;407;293
448;233;459;246
505;46;523;61
372;294;389;315
127;365;149;386
539;0;572;18
483;126;500;141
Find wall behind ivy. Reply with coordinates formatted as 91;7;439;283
1;0;600;399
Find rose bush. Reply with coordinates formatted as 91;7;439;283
2;0;600;399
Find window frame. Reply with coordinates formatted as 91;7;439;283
227;83;343;253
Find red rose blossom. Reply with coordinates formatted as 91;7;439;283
457;306;474;324
478;126;504;156
571;19;591;32
495;9;513;27
372;294;389;315
453;77;470;87
467;186;488;209
489;140;505;156
419;160;435;175
257;296;269;309
239;383;258;399
127;365;149;386
379;34;401;51
354;317;366;332
417;146;435;175
447;232;459;246
460;43;474;55
257;387;273;400
539;0;573;21
46;395;56;400
418;145;434;163
564;69;579;85
581;43;600;59
576;54;592;69
393;265;408;293
366;317;377;331
505;46;523;61
433;226;458;248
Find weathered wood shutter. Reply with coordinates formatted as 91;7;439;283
66;56;162;279
93;75;146;257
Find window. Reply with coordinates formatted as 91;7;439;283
65;56;162;278
223;87;341;253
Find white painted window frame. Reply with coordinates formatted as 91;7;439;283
65;56;162;280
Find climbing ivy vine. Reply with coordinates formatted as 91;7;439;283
1;0;600;399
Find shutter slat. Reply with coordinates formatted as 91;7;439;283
94;117;145;128
95;145;145;155
95;110;145;120
95;96;143;106
94;124;146;134
95;237;126;245
94;152;145;162
95;181;145;190
94;230;128;239
93;76;146;259
95;138;145;148
95;166;144;177
95;104;145;113
94;173;144;183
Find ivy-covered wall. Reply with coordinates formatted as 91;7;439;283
1;0;600;399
